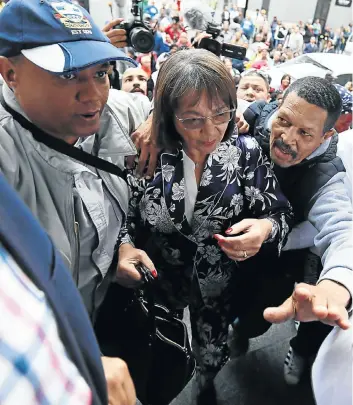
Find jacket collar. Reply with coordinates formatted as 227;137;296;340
2;83;136;166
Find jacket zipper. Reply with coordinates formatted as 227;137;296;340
74;220;80;286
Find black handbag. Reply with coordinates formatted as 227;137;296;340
95;265;196;405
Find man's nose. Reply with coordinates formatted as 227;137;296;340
76;79;101;103
281;126;298;145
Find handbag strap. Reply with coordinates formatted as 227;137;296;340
0;92;127;181
136;265;157;339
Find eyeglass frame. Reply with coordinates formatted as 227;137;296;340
174;108;236;130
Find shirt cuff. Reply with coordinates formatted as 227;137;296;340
318;267;353;312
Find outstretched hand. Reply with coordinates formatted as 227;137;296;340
264;280;351;330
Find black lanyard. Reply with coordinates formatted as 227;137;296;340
0;93;127;181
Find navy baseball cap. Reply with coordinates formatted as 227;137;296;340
0;0;137;73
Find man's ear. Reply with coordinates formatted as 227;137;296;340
323;128;335;141
0;56;19;90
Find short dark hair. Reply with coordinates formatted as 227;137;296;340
282;76;342;132
240;69;271;90
153;49;237;150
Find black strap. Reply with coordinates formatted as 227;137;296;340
0;92;127;181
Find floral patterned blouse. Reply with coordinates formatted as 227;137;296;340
119;134;293;309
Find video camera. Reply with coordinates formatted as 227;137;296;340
199;22;246;60
117;0;155;53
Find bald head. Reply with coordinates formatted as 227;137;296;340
121;67;148;96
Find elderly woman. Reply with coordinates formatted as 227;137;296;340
117;49;293;402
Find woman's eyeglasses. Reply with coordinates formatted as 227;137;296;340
175;109;236;130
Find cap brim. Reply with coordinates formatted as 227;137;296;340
22;40;137;73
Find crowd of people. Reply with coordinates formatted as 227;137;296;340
0;1;352;405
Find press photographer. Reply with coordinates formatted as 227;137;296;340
183;2;246;59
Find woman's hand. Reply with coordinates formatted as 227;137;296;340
116;243;157;288
214;218;273;261
102;18;128;48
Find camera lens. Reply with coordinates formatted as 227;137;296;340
130;27;155;53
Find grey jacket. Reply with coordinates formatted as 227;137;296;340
0;84;150;317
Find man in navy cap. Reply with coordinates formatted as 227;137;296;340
0;0;151;402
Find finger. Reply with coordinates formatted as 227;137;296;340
102;18;125;33
218;244;256;260
239;122;250;134
116;262;143;288
110;41;128;49
225;219;253;236
107;33;127;43
310;293;329;320
136;146;150;177
326;300;350;330
263;296;295;324
146;148;159;178
137;251;157;278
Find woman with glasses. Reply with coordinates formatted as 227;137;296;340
117;49;292;403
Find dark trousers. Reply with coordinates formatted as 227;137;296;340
290;321;333;358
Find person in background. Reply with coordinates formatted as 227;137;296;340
274;21;287;48
303;20;314;45
121;67;149;97
323;39;335;53
279;74;292;92
177;31;192;48
270;16;278;45
246;33;265;60
237;70;271;103
241;15;255;41
221;5;231;24
287;25;304;54
144;0;158;18
165;16;185;42
270;90;284;106
313;19;322;41
250;48;271;70
345;81;353;93
126;47;136;60
153;22;171;56
304;36;318;53
272;50;283;66
222;21;236;42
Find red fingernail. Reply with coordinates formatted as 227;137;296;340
151;269;158;278
226;228;232;234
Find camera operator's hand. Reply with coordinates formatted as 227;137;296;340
192;32;212;47
103;18;127;48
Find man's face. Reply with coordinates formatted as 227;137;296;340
4;56;110;144
121;68;148;96
270;92;334;168
237;76;269;103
